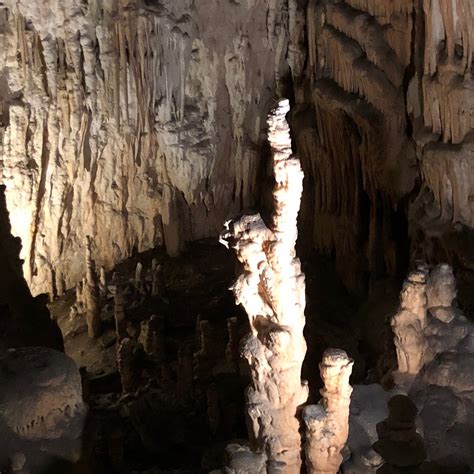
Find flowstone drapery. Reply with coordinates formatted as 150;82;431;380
221;99;308;472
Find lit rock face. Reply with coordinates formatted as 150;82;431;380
303;349;353;474
0;184;63;351
391;263;474;469
0;0;290;295
288;0;474;293
0;347;87;466
221;99;308;473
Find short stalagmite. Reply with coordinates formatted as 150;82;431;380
391;267;429;378
221;99;308;472
303;349;353;474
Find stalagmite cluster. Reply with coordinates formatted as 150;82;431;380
391;263;471;385
221;99;308;472
383;263;474;469
303;349;353;474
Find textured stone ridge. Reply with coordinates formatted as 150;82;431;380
0;0;290;295
288;0;474;293
221;99;308;473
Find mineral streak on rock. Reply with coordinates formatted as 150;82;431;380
303;349;354;474
221;99;308;473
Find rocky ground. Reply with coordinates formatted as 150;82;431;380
48;240;396;473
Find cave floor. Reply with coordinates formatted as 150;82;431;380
48;239;392;473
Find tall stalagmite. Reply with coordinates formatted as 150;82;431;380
221;99;308;472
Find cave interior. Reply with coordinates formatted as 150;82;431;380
0;1;473;473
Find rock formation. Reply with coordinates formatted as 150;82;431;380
113;273;127;340
84;236;102;338
151;260;161;298
391;268;429;380
134;262;144;295
288;0;474;295
117;337;141;394
303;349;353;474
389;263;474;469
373;395;427;473
0;185;63;351
99;266;107;301
221;99;308;472
0;0;291;296
139;315;165;360
0;347;87;470
225;316;240;371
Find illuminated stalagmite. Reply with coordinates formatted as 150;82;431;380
390;263;474;469
391;268;429;379
303;349;353;474
221;99;308;472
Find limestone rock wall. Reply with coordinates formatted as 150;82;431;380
0;0;289;295
288;0;474;293
1;0;473;297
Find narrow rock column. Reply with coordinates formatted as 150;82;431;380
151;259;161;297
113;273;127;340
391;267;429;378
84;236;102;338
99;266;107;301
303;349;353;474
134;262;143;294
221;99;308;472
117;337;140;393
